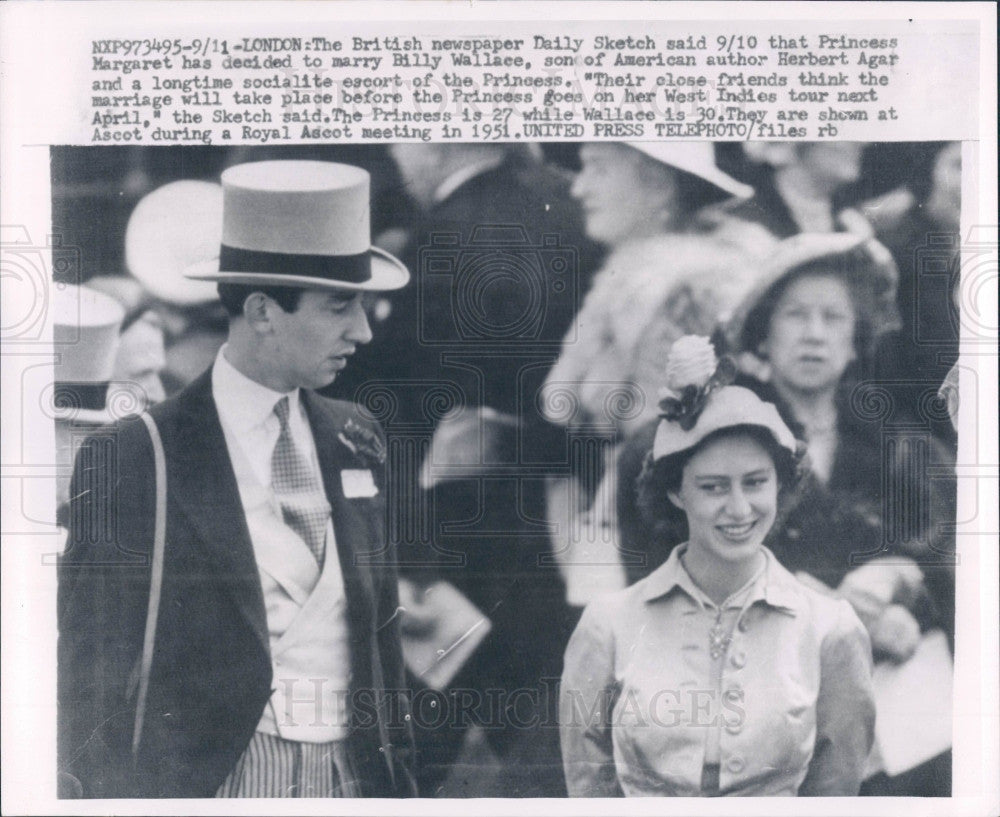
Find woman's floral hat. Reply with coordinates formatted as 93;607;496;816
652;335;799;461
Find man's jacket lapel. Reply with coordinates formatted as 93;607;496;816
161;371;270;655
303;393;377;624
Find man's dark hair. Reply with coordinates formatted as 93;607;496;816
636;424;801;531
217;283;305;317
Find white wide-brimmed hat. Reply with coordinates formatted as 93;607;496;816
653;384;798;462
185;160;409;292
126;180;224;305
626;142;753;199
52;283;124;424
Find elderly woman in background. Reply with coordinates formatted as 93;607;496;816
726;233;956;796
725;234;955;606
542;142;774;605
560;336;875;797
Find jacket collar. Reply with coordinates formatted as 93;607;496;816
641;544;804;615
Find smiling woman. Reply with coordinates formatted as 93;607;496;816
661;428;786;597
559;336;875;798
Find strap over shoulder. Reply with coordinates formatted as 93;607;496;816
132;412;167;759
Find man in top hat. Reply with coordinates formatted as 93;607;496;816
57;161;416;798
51;284;126;523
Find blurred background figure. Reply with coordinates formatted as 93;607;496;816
866;142;962;446
52;282;169;529
122;178;229;393
109;309;167;409
544;142;773;436
51;284;124;523
334;142;601;417
337;143;600;797
85;275;169;412
542;142;774;609
730;141;871;237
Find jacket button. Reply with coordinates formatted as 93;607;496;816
727;756;745;774
730;651;746;669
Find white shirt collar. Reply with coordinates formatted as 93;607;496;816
212;345;300;435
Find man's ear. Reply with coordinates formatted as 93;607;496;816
242;292;272;332
667;489;685;511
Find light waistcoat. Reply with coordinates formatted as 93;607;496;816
213;357;352;743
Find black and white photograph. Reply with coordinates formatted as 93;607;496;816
0;3;997;815
49;138;961;799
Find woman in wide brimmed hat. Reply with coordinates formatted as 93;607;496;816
541;142;775;606
543;142;774;438
726;232;956;795
559;335;875;797
725;232;955;584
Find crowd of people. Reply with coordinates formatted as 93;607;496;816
53;139;960;798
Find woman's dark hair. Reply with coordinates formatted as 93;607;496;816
636;424;801;532
739;247;880;362
217;283;304;317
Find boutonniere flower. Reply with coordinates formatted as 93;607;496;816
657;335;736;431
338;418;386;466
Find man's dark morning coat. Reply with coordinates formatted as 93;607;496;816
57;370;416;798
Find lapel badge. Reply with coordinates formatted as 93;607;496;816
341;469;379;498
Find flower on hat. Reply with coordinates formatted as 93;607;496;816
664;335;717;392
658;335;736;431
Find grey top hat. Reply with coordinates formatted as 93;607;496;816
52;283;125;424
185;160;409;292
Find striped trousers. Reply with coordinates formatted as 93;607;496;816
216;732;363;798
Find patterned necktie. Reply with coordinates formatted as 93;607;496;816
271;395;329;567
